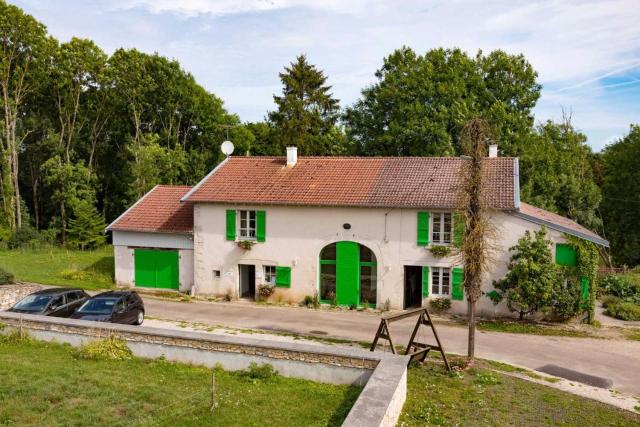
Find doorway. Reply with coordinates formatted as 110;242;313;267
239;264;255;299
404;266;423;309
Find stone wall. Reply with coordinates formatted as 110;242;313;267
0;283;42;310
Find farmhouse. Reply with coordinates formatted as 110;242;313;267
106;147;608;317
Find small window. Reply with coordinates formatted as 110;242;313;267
239;210;257;239
213;270;221;279
432;213;452;244
66;292;78;302
263;265;276;285
431;267;451;296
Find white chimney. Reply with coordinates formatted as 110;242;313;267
286;146;298;167
489;144;498;158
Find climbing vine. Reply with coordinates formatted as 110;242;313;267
565;235;599;323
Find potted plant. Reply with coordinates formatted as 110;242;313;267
237;240;256;250
429;245;451;257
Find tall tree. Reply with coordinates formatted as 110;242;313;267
268;55;342;155
343;47;540;157
0;0;53;228
458;119;494;364
519;117;602;232
600;125;640;266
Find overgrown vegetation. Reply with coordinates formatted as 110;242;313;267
429;297;451;313
0;267;14;285
491;228;598;322
75;336;133;361
0;339;360;426
599;273;640;321
428;245;451;257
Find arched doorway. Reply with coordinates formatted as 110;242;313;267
319;242;377;307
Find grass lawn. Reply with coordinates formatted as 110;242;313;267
0;246;114;290
0;338;360;426
400;361;640;426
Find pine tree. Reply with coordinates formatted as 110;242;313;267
268;55;341;155
66;201;106;250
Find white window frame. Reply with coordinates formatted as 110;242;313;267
431;267;451;296
238;210;257;240
431;212;453;244
263;265;276;285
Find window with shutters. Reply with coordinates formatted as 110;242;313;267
431;267;451;296
263;265;276;285
239;210;256;239
432;212;453;244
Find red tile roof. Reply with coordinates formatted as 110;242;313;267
516;202;608;246
183;156;518;209
107;185;193;234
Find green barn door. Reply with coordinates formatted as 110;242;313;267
134;249;156;288
336;241;360;306
155;250;179;289
134;249;179;290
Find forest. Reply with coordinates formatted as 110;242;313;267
1;1;638;266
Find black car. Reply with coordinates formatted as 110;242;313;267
71;291;145;325
8;288;90;317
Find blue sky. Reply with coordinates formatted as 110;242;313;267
13;0;640;152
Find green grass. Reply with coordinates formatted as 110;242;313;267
0;338;360;426
0;246;114;290
473;320;593;338
399;362;640;426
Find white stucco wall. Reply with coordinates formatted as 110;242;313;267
112;230;194;292
191;203;573;316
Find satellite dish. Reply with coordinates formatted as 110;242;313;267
221;140;234;156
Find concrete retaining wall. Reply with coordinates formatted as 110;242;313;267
0;312;407;426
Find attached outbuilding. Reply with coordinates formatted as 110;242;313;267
106;185;194;292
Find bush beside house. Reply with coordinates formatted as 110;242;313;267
599;274;640;321
491;227;593;321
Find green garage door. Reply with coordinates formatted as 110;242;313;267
134;249;179;290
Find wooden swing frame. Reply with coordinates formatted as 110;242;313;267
370;307;451;370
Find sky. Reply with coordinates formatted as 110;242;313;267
12;0;640;152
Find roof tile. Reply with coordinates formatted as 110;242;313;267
185;156;517;209
107;185;193;233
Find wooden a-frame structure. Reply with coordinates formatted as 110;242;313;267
370;307;451;370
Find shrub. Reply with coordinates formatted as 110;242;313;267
429;297;451;312
326;291;337;306
601;295;622;308
7;226;47;249
239;363;278;381
492;228;559;319
605;302;640;321
302;293;320;308
257;284;275;301
76;336;133;360
600;275;640;300
0;267;14;285
550;275;582;320
66;200;107;250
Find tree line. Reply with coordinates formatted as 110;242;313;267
1;1;638;266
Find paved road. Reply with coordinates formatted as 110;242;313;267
143;298;640;396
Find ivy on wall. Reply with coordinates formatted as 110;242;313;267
564;235;600;323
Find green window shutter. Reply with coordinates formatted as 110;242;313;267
452;267;464;300
417;211;430;246
580;277;590;301
453;212;464;247
422;266;430;298
226;210;236;241
275;266;291;288
555;243;577;266
256;210;266;242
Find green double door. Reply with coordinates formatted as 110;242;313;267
134;249;179;290
336;241;360;306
